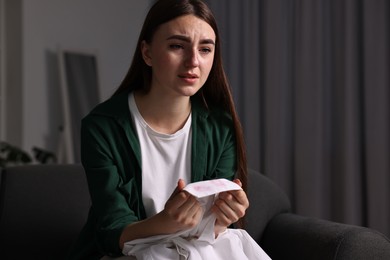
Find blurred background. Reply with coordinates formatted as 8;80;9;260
0;0;388;237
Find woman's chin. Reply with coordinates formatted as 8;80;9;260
177;85;203;97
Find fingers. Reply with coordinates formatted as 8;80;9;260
177;179;186;190
178;195;203;224
176;192;199;215
168;179;186;200
167;179;199;217
228;189;249;208
163;182;203;231
212;185;249;227
213;194;244;224
233;179;242;187
165;178;249;232
166;196;202;230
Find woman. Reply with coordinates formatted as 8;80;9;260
68;0;268;259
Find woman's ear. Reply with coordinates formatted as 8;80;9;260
141;40;152;67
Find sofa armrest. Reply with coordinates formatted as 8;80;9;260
245;169;291;242
261;213;390;260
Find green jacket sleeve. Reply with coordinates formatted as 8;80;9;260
81;115;140;256
209;112;237;181
192;104;238;182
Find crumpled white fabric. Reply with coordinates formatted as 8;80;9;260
122;179;271;260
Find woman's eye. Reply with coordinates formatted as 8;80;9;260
200;47;212;54
169;44;183;50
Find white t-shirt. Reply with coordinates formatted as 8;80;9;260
125;93;272;260
128;93;192;217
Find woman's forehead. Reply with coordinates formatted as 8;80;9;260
154;15;216;42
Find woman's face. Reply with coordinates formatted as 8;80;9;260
141;15;216;98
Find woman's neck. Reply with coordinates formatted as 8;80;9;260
134;90;191;134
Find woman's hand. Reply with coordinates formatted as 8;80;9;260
119;179;202;248
158;179;203;233
212;179;249;237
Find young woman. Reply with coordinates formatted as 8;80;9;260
68;0;269;259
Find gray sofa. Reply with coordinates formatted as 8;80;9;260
0;164;389;259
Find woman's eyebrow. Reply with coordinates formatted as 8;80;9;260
166;35;215;45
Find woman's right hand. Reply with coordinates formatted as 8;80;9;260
119;179;202;248
158;179;203;233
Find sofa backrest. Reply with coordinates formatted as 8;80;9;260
0;164;90;259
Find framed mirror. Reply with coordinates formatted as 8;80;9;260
58;49;100;163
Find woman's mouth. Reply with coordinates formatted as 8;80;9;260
178;73;199;79
178;73;199;84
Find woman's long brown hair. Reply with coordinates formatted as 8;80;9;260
114;0;248;227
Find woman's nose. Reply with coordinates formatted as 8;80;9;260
185;49;199;68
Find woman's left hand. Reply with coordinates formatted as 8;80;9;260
211;179;249;237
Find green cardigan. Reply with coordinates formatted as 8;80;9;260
68;91;237;259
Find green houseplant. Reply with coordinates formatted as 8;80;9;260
0;141;56;168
